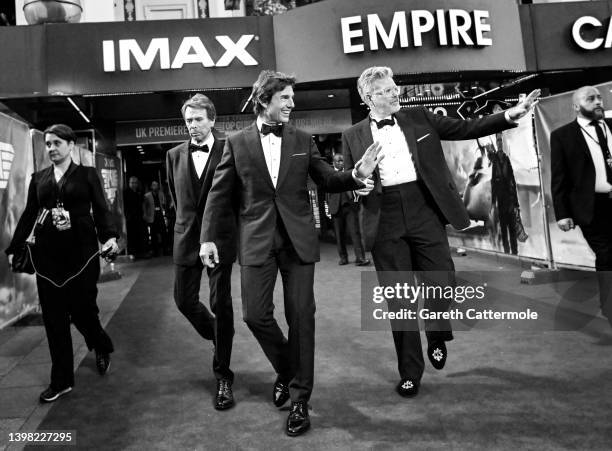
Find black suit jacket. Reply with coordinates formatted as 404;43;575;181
201;122;360;266
342;107;515;251
167;132;236;266
551;118;612;225
6;162;118;281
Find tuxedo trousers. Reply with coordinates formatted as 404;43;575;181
371;181;454;382
174;261;235;381
240;219;315;403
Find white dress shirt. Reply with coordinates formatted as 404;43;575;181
190;133;214;178
257;116;282;187
370;116;418;186
577;116;612;193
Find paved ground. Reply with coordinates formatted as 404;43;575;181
1;244;611;450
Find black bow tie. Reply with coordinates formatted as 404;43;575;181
189;143;209;153
261;123;283;137
373;117;395;129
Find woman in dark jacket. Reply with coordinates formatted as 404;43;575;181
6;124;119;403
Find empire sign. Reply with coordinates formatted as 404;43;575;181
341;9;493;54
102;35;259;72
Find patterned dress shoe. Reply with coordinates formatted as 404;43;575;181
272;377;290;407
215;379;235;410
427;340;447;370
39;386;72;403
286;401;310;437
95;351;111;375
396;379;419;398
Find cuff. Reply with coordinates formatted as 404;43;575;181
504;110;519;125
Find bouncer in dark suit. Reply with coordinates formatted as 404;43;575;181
200;70;380;436
342;66;541;398
326;153;370;266
166;94;237;410
551;86;612;328
6;124;119;403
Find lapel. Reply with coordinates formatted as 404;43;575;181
244;122;275;190
394;111;420;170
275;123;296;189
56;161;79;203
177;141;199;206
572;119;594;159
196;135;224;210
355;118;380;179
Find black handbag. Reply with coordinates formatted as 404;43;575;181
11;209;49;274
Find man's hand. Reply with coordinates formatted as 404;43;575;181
557;218;575;232
354;141;384;179
200;242;219;268
506;89;542;121
7;254;13;267
355;177;374;196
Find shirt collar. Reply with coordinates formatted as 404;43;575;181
577;116;601;127
190;132;214;149
256;116;283;135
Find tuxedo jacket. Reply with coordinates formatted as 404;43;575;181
167;132;236;266
201;122;360;266
551;118;612;226
342;107;515;251
6;162;118;281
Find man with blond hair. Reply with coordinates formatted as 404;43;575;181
342;66;540;398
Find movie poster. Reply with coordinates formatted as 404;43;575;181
0;113;38;328
443;114;548;261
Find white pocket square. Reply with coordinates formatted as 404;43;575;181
417;133;431;142
291;153;307;156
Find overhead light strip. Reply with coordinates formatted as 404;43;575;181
67;97;91;123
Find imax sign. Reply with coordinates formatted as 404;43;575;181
102;35;258;72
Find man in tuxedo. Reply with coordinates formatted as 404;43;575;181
166;93;236;410
342;66;540;398
326;153;370;266
200;70;380;436
551;85;612;328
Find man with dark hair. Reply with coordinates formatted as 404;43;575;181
342;66;540;398
551;86;612;329
200;70;381;436
166;93;237;410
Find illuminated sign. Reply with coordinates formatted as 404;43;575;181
341;9;493;54
102;35;258;72
572;16;612;50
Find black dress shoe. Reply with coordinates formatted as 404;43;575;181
95;351;111;375
272;377;290;407
355;258;371;266
396;379;419;398
286;401;310;436
214;379;235;410
427;340;447;370
338;258;349;266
